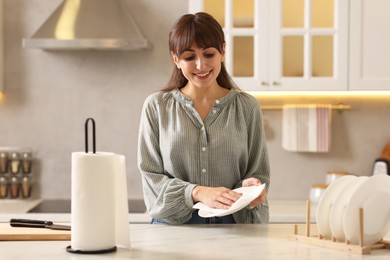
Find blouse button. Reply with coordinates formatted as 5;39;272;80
201;126;205;131
215;100;220;104
212;110;217;114
201;169;206;173
202;147;206;151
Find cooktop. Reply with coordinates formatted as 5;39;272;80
28;199;146;213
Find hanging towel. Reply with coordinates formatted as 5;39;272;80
282;104;332;152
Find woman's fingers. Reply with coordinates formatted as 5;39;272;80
218;190;241;206
209;188;242;208
249;189;267;207
242;177;261;187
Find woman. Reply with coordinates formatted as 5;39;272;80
138;12;270;224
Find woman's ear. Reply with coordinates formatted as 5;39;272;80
171;51;180;69
221;43;226;62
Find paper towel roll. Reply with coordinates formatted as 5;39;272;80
70;152;130;252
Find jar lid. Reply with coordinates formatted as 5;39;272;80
311;183;328;189
10;152;20;159
326;170;349;175
22;152;32;159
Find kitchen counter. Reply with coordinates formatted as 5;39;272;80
0;199;317;223
0;199;150;223
0;224;389;259
0;199;41;213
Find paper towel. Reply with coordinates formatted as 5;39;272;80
70;152;130;252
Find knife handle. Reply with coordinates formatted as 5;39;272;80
10;218;53;228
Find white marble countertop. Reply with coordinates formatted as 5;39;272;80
0;224;389;259
0;199;41;213
0;199;317;223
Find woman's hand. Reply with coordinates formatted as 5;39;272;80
192;186;242;209
242;178;267;207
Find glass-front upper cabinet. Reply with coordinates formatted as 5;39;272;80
189;0;348;91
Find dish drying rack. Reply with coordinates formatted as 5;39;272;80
291;201;390;255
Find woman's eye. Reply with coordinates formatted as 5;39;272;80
183;56;195;61
204;53;214;58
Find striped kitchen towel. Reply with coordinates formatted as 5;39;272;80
282;104;332;152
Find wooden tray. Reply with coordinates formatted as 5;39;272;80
0;223;70;241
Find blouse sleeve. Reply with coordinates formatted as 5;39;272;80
233;99;270;223
137;94;196;224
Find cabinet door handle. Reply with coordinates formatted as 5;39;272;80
261;81;269;86
272;81;281;86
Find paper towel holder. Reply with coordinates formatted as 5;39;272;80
66;245;117;254
85;118;96;154
68;117;118;254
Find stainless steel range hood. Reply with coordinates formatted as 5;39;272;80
23;0;151;51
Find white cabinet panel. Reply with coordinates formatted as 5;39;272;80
349;0;390;90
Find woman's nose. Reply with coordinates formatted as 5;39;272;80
195;57;206;70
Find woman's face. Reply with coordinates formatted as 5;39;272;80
172;43;225;89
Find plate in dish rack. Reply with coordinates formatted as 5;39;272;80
343;175;390;246
316;175;356;239
329;176;369;241
193;184;265;218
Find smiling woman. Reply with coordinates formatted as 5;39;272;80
137;12;270;225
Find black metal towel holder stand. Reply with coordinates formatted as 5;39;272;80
84;118;96;154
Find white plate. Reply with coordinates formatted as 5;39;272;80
316;175;356;239
193;184;266;218
329;176;369;241
343;175;390;246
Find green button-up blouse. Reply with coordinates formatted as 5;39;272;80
137;88;270;224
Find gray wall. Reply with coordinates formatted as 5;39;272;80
1;0;390;201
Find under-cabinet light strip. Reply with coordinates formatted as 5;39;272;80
261;104;351;110
246;91;390;97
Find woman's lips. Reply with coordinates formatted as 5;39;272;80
194;70;211;79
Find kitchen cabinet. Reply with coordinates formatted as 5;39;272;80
349;0;390;90
189;0;349;91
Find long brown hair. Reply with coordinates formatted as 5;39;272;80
162;12;239;92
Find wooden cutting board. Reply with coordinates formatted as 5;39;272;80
0;223;70;241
